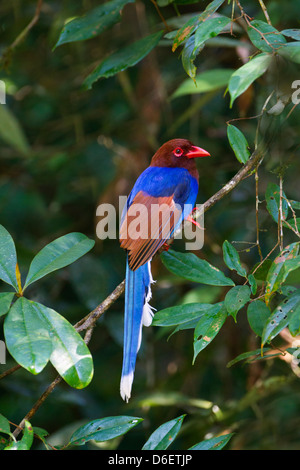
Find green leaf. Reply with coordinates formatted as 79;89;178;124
284;217;300;233
261;292;300;346
84;31;163;88
0;106;30;156
152;302;222;327
247;300;271;337
0;414;10;435
194;15;231;49
247;20;286;53
265;182;289;223
227;124;251;164
70;416;143;445
0;225;18;291
278;41;300;64
224;285;251;321
161;249;234;286
4;297;52;374
227;347;271;368
265;242;299;305
33;301;94;388
55;0;134;47
172;68;234;99
24;232;95;289
20;421;34;450
222;240;247;276
289;301;300;336
290;200;300;210
4;298;93;387
248;274;257;295
142;415;185;450
281;29;300;41
0;292;15;317
189;433;234;450
228;53;272;107
172;0;225;51
181;35;204;80
4;421;33;450
193;304;227;362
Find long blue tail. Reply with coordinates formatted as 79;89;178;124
120;257;154;402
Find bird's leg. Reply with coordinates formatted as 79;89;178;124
186;208;205;230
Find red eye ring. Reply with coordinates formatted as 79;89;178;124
174;147;183;157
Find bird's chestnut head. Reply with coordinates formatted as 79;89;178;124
150;139;210;176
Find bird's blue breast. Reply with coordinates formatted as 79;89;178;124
128;166;199;209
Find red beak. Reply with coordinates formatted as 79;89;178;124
186;145;210;159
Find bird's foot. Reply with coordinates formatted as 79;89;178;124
162;242;170;251
186;210;205;230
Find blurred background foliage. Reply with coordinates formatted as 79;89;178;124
0;0;300;450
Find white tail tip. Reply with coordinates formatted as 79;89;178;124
120;371;134;403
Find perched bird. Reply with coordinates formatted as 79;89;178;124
119;139;210;402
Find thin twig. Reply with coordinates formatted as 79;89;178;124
150;0;170;31
258;0;272;25
2;0;43;63
13;375;62;438
0;364;21;380
255;168;263;261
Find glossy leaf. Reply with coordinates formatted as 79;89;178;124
193;304;227;362
24;232;95;289
0;292;14;317
172;68;234;99
84;31;163;88
0;225;18;291
189;433;234;450
247;20;286;52
55;0;134;47
227;124;251;164
265;182;289;223
40;302;94;388
224;285;251;321
142;415;185;450
228;53;272;107
222;240;247;276
181;35;204;80
4;298;93;387
194;15;231;49
172;0;225;51
152;302;223;327
161;249;234;286
261;291;300;346
265;242;299;305
247;300;271;337
70;416;143;445
0;106;30;156
4;297;52;374
278;41;300;64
